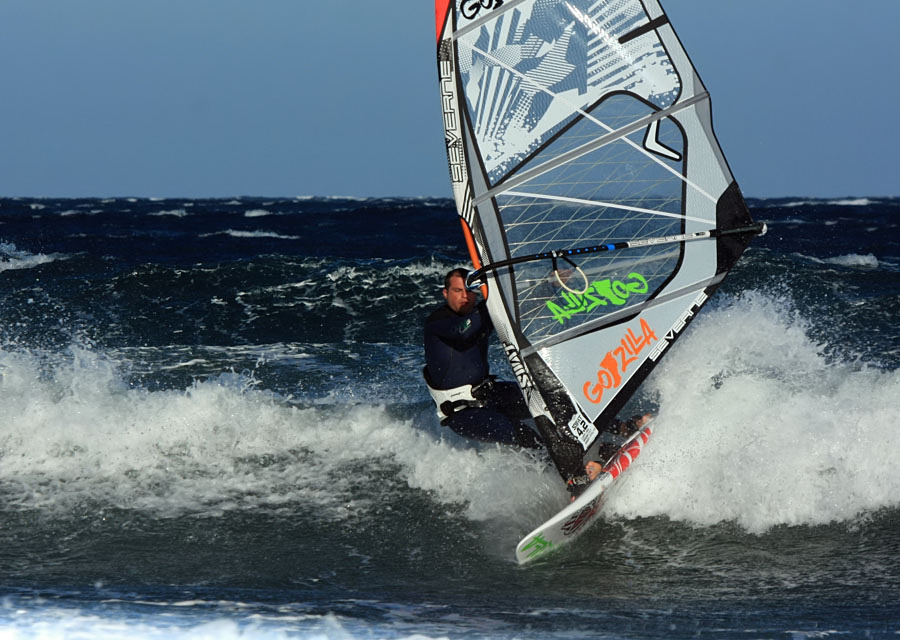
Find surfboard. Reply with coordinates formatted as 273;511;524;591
434;0;765;561
516;423;652;564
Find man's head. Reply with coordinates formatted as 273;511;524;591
443;268;476;314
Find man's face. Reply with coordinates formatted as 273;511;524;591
443;275;476;314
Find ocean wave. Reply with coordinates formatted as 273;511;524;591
0;241;60;272
3;283;897;538
791;251;881;268
0;597;447;640
0;342;551;532
614;290;900;532
202;229;301;240
778;197;876;208
59;208;103;216
827;197;875;206
822;253;880;268
149;209;190;217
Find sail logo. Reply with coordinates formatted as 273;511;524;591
520;533;553;559
502;342;534;391
439;57;466;184
562;496;602;537
460;0;503;21
583;318;657;404
648;290;708;361
547;272;648;325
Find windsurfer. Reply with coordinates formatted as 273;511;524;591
423;268;544;449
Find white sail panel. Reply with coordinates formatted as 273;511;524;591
455;0;680;184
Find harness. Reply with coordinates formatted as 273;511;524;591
423;368;493;423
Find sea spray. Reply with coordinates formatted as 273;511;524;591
613;290;900;531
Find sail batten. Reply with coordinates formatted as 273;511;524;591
500;191;710;225
436;0;763;483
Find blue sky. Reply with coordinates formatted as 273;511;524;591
1;1;896;199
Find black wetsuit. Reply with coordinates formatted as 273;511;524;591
423;301;542;449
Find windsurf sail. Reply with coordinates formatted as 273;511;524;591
434;0;765;484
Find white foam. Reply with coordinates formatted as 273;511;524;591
0;241;60;272
202;230;300;240
779;197;874;207
610;290;900;532
827;197;873;206
0;601;429;639
792;252;881;269
2;288;895;535
822;253;880;268
0;343;546;526
150;209;189;217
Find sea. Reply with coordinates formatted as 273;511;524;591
0;195;897;639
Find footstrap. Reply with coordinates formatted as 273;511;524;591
566;474;592;499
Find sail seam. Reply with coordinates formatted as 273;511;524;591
501;191;712;225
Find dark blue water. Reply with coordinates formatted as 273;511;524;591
1;195;898;638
